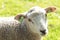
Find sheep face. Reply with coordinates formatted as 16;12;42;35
25;6;48;36
25;6;56;36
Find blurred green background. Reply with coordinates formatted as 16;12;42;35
0;0;60;40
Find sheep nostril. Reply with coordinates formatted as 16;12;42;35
40;30;46;34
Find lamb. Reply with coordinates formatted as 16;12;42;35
0;6;56;40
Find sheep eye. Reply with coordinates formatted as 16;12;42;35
45;14;47;17
28;19;32;22
28;18;34;23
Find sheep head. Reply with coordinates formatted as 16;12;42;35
15;6;56;36
25;6;56;36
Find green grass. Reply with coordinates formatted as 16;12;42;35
0;0;60;40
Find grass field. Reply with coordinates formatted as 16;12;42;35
0;0;60;40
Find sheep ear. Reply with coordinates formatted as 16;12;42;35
14;14;27;21
45;6;56;13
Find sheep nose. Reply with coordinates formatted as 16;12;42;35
40;30;46;35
